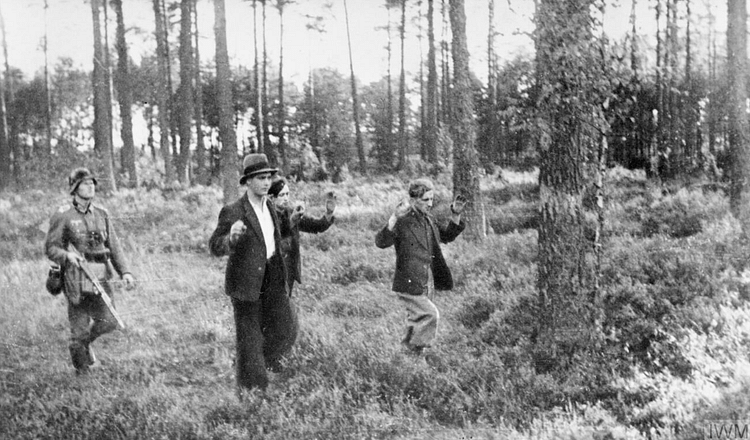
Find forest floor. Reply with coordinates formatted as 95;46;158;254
1;168;749;439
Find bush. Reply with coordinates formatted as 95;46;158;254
640;188;727;238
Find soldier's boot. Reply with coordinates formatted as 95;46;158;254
70;342;92;375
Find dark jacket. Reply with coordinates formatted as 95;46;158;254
209;195;289;302
375;209;465;295
276;207;334;284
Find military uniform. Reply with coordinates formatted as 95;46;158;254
45;199;132;372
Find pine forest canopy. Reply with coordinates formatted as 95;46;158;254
0;0;740;194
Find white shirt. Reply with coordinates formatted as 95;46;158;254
248;194;276;259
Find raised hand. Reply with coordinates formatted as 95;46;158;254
325;191;337;215
291;202;306;223
394;198;411;218
229;220;247;243
451;194;467;215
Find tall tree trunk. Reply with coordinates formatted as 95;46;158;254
630;0;639;75
344;0;367;174
425;0;438;167
449;0;484;240
215;0;238;204
0;4;17;186
103;0;117;184
253;0;264;154
707;2;718;165
397;0;407;169
417;0;426;160
667;0;679;174
91;0;117;193
193;0;206;183
387;2;394;168
684;0;696;168
440;0;450;125
43;0;52;157
262;0;273;164
153;0;175;184
113;0;137;187
728;0;750;224
178;0;195;185
277;0;287;171
534;0;604;373
486;0;497;166
0;1;8;190
653;0;663;177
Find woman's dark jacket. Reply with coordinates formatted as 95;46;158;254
276;207;334;284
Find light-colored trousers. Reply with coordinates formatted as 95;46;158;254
397;289;440;349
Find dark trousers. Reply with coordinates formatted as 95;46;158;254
232;255;298;390
68;282;117;370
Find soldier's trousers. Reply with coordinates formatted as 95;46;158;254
232;254;298;390
68;281;117;371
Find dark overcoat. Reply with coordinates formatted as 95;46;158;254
209;195;289;302
375;209;465;295
276;207;334;284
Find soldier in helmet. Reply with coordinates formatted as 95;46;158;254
45;168;136;375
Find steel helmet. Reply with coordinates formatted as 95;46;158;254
68;168;98;195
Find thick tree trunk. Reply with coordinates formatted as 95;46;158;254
91;0;117;192
728;0;750;224
534;0;602;373
449;0;484;240
178;0;195;185
153;0;175;184
113;0;137;187
215;0;238;203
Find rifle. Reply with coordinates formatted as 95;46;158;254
68;244;126;330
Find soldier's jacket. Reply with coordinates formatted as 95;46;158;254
45;200;130;304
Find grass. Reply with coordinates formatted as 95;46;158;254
2;169;750;439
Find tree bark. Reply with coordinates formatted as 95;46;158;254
534;0;603;373
449;0;484;240
253;0;264;155
153;0;175;184
178;0;195;185
113;0;138;187
0;1;10;190
91;0;117;192
276;0;287;171
425;0;438;167
344;0;367;174
728;0;750;224
215;0;239;203
193;0;206;183
397;0;407;170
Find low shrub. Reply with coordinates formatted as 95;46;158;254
640;188;727;238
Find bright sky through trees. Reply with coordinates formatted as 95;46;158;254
3;0;534;86
1;1;727;86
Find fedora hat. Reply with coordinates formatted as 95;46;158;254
239;153;278;184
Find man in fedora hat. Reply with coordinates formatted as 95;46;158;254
209;153;298;393
45;167;136;375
